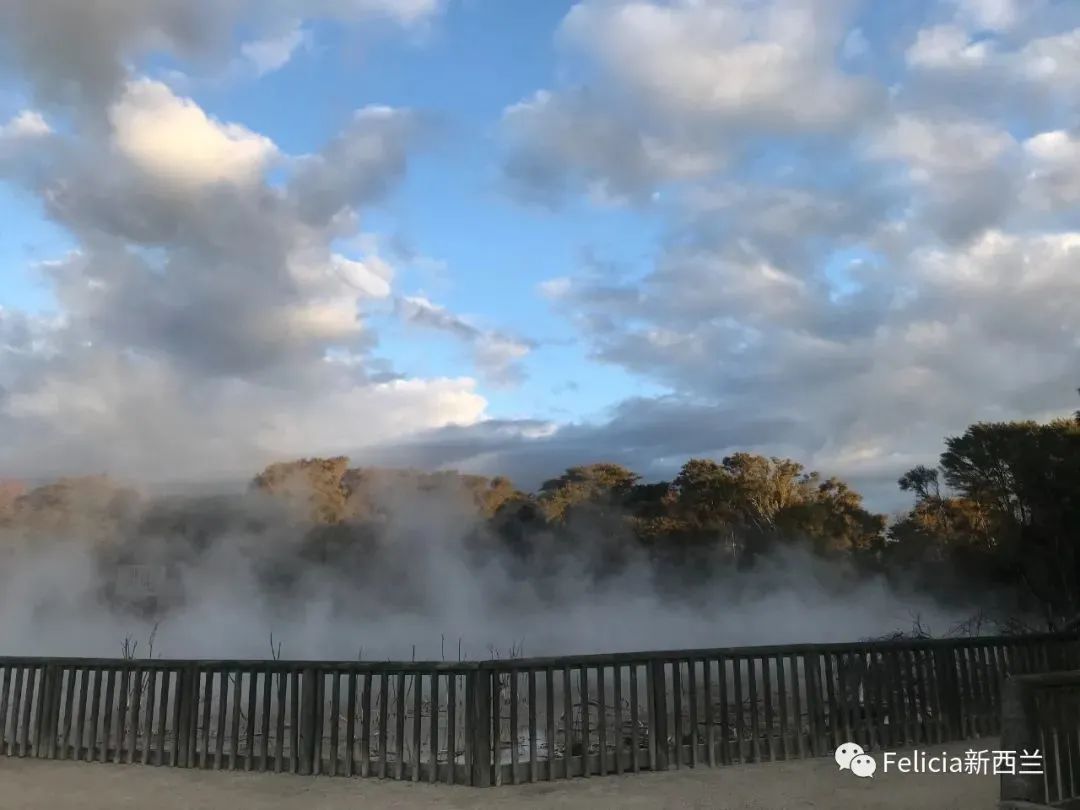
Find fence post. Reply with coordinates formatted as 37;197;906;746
999;677;1044;804
299;668;317;775
803;653;825;756
934;645;962;740
649;659;669;771
175;665;199;768
35;665;58;759
469;669;492;787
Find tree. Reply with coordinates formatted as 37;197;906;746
898;465;940;501
892;414;1080;629
251;456;350;524
778;477;886;556
537;463;640;522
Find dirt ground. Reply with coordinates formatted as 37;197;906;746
0;738;1001;810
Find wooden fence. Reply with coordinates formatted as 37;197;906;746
1000;670;1080;809
1;632;1077;788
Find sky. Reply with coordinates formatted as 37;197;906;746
0;0;1079;511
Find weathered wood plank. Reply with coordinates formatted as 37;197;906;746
776;655;789;760
788;655;803;759
510;669;520;783
276;671;288;774
672;661;682;769
360;672;372;778
612;665;622;776
579;666;590;777
762;656;774;762
718;657;730;765
412;672;422;782
563;666;573;777
629;664;640;774
733;657;745;763
429;672;439;784
395;671;406;780
446;674;456;785
150;670;166;766
597;666;607;776
545;668;556;780
747;657;760;763
329;671;340;777
378;672;389;779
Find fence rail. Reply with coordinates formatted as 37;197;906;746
2;632;1078;788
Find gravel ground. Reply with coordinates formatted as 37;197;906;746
0;738;1000;810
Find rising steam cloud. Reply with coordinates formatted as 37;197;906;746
0;474;982;662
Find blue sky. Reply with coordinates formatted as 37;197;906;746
1;0;1079;506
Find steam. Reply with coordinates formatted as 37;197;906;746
0;477;982;661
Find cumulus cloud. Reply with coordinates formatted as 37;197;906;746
500;0;879;203
1022;130;1080;210
0;68;488;482
0;110;51;140
559;0;872;130
110;79;278;189
903;2;1080;123
865;113;1020;242
502;89;718;206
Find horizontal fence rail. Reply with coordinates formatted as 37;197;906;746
1000;670;1080;809
2;633;1078;788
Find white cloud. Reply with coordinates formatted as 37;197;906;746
500;0;878;204
0;110;51;139
317;0;444;26
1023;130;1080;209
502;89;719;205
0;68;490;483
1017;28;1080;89
396;296;533;386
559;0;873;130
905;7;1080;109
906;24;993;71
0;343;486;481
865;114;1020;242
109;79;276;188
870;114;1015;176
241;23;309;75
951;0;1028;32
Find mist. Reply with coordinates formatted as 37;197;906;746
0;476;987;662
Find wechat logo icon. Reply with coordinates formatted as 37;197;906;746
836;742;877;778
